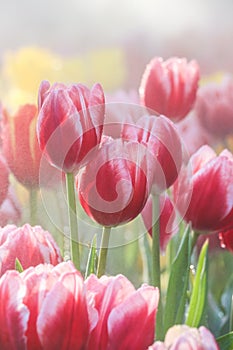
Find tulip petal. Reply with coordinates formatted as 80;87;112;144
0;271;29;350
107;285;159;350
37;272;90;350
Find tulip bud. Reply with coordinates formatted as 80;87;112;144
37;81;105;173
140;57;200;122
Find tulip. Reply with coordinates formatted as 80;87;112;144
0;186;21;226
0;224;62;276
37;80;105;173
85;273;159;350
176;111;214;159
219;229;233;253
121;114;183;193
148;325;219;349
76;138;153;227
2;104;61;188
0;262;95;350
195;76;233;138
173;145;233;233
0;154;9;207
141;194;178;252
140;57;200;122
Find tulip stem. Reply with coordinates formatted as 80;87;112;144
97;226;111;278
152;194;164;340
66;173;80;271
29;188;38;226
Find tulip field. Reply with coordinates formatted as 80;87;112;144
0;44;233;350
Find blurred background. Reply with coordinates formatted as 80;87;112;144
0;0;232;104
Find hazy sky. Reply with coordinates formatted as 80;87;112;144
0;0;232;75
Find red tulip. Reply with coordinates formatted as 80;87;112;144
0;262;94;350
121;114;183;193
140;57;200;122
0;224;62;276
37;80;105;173
173;145;233;233
141;194;178;252
85;273;159;350
2;104;61;188
195;76;233;138
0;154;9;206
219;229;233;253
76;138;153;226
148;325;219;350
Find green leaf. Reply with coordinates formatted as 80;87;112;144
85;235;97;279
217;331;233;350
186;240;209;327
15;258;24;273
163;224;191;333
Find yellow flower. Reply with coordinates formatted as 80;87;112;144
2;46;62;93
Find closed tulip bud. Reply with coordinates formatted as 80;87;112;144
140;57;200;122
76;138;153;227
173;145;233;233
195;76;233;138
121;114;183;193
0;224;62;276
37;80;105;173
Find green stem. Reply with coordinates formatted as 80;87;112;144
152;194;164;340
66;173;80;270
97;226;111;278
29;188;38;226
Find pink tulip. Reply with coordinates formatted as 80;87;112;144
0;262;96;350
76;138;153;227
148;325;219;349
85;273;159;350
176;111;214;159
0;224;62;275
173;145;233;233
0;154;9;207
140;57;200;122
195;76;233;138
141;194;178;252
121;114;183;193
37;80;105;173
0;186;21;226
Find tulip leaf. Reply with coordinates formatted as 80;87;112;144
186;240;209;327
85;235;97;279
163;224;191;333
15;258;24;273
217;331;233;350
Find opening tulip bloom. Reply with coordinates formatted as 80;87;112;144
0;224;62;276
0;262;95;350
37;80;105;173
121;114;183;193
139;57;200;122
148;325;219;350
76;138;153;227
85;273;159;350
173;145;233;233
